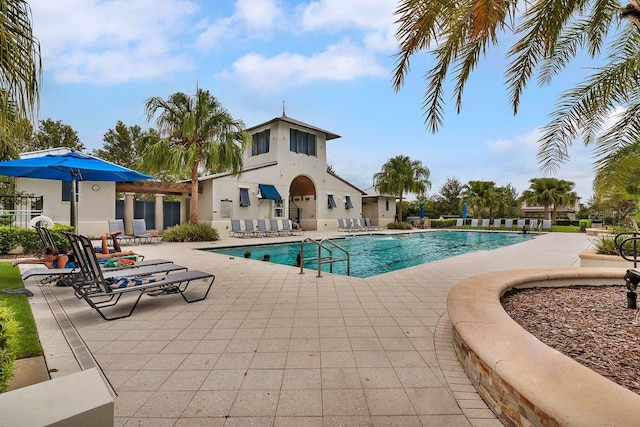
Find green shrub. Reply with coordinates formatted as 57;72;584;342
162;223;220;242
0;215;14;226
386;221;412;230
430;219;457;228
592;236;617;255
0;224;74;254
579;219;592;232
0;304;21;393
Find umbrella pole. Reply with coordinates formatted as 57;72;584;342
70;177;78;232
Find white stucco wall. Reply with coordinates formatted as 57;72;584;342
16;178;116;236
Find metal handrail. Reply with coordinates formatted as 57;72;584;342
317;238;350;278
298;237;351;277
615;232;640;268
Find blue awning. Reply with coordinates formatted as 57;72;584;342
259;184;282;200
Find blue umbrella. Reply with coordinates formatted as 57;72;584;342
419;204;425;219
0;151;153;231
462;203;468;219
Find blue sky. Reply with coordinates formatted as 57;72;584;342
30;0;598;200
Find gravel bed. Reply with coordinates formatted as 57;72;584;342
502;285;640;395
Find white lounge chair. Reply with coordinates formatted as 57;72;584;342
455;219;463;227
108;219;134;245
481;219;490;228
529;219;539;231
493;219;501;228
542;219;552;231
505;219;514;229
516;219;526;229
471;219;479;227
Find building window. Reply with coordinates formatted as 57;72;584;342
385;199;389;211
345;195;353;209
328;194;337;209
290;129;316;156
251;129;270;156
62;181;72;202
274;200;284;218
239;188;250;207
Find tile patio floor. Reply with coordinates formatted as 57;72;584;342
23;229;592;426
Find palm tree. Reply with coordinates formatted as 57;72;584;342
393;0;640;172
373;155;431;222
143;89;250;225
0;0;41;158
461;181;496;221
521;178;577;224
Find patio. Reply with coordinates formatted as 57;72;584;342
22;230;592;426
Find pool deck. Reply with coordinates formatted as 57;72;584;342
21;229;593;426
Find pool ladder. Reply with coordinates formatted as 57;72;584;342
299;237;350;277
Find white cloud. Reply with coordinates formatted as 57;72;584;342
196;0;284;49
31;0;198;84
484;128;540;151
222;40;388;91
298;0;398;53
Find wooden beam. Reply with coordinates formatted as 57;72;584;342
115;181;200;195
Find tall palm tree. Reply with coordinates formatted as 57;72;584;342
143;89;250;225
461;181;496;221
373;155;431;222
0;0;41;159
393;0;640;172
521;178;577;224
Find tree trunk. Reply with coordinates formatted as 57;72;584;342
189;162;199;225
397;193;403;222
544;204;550;221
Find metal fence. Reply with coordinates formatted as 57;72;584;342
0;195;45;228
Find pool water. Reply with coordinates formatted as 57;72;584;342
204;231;534;278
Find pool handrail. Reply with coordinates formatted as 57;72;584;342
299;237;351;278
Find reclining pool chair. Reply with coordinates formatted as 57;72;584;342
528;219;539;231
132;218;160;244
516;219;526;229
230;219;252;237
257;219;277;237
269;218;287;236
493;219;502;228
455;219;464;227
470;219;479;227
542;219;552;231
282;219;303;236
108;219;134;245
505;219;514;229
68;233;215;321
481;219;490;228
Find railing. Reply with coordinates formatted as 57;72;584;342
0;195;45;228
614;232;640;268
299;237;350;278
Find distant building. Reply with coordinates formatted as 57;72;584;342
362;186;396;228
197;114;389;231
520;198;581;220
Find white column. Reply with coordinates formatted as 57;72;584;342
154;193;164;232
124;192;135;236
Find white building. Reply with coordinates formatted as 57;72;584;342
197;114;390;232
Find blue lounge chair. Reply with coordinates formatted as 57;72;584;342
269;218;287;236
132;219;160;244
282;219;303;236
108;219;134;245
230;219;252;237
257;219;276;237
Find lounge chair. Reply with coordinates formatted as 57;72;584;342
493;219;501;228
282;219;303;236
68;233;215;321
481;219;490;228
505;219;514;229
529;219;539;231
455;219;463;227
364;218;381;231
516;219;526;229
542;219;552;231
108;219;134;245
230;219;252;237
257;219;277;237
132;219;160;244
269;218;287;236
470;219;479;227
244;219;258;237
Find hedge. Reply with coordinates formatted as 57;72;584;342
0;304;20;393
0;225;74;255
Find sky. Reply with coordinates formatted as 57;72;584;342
29;0;600;201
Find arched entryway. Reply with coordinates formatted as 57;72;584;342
289;175;317;230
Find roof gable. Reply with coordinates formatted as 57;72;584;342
246;115;340;140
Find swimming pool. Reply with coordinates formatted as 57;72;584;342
204;231;534;278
